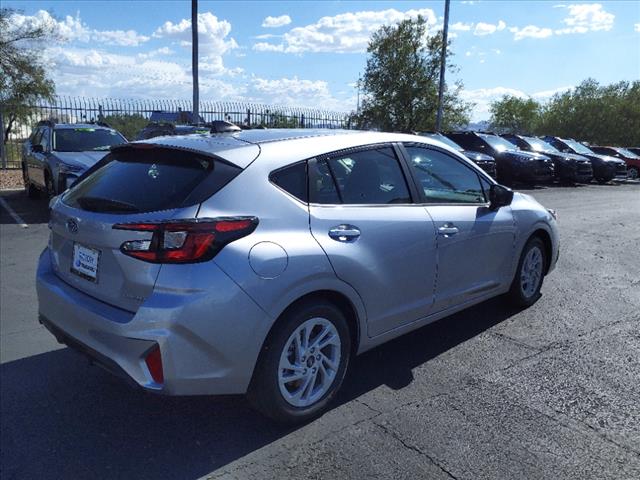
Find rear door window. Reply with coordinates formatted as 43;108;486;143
63;148;241;213
314;147;411;205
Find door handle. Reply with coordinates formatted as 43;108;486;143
328;225;361;242
438;224;459;237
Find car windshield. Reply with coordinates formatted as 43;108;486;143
523;136;560;154
53;128;126;152
422;133;464;151
479;134;519;152
563;139;594;155
614;147;640;159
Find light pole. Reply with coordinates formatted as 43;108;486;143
435;0;450;132
192;0;199;124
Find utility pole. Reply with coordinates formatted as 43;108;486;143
435;0;450;132
191;0;199;124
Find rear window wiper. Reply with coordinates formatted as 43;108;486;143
76;196;140;213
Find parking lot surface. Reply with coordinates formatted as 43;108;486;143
1;183;639;479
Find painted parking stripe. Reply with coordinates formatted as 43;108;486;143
0;196;28;228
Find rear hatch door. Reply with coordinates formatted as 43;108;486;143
48;145;243;312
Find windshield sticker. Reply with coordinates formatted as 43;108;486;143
148;164;160;179
74;128;95;132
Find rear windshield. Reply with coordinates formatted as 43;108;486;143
63;148;240;213
54;128;127;152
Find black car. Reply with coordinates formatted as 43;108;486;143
542;137;627;184
445;131;554;186
502;134;593;184
589;146;639;180
418;132;497;178
22;120;127;197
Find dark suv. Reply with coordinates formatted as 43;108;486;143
542;137;627;184
589;146;639;180
22;121;127;197
445;131;554;185
502;134;593;184
418;132;497;178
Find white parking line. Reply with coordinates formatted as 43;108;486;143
0;196;28;228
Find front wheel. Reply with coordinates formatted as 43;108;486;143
248;300;351;424
628;167;639;180
507;237;546;308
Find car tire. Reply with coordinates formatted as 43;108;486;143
23;166;39;199
595;177;609;184
507;237;546;308
629;167;639;180
45;173;56;198
248;299;351;424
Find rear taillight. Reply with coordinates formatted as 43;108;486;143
144;344;164;384
113;217;258;263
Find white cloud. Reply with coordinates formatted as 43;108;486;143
635;23;640;32
8;10;149;46
248;76;355;111
451;21;473;31
252;8;437;54
253;42;285;52
473;20;506;36
509;25;554;40
261;15;292;28
153;12;238;75
555;3;614;35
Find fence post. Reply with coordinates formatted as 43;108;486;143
247;108;251;127
0;105;6;169
300;113;305;128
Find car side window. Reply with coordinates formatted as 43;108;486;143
31;128;43;147
319;147;411;205
405;146;487;204
270;162;308;202
39;128;50;151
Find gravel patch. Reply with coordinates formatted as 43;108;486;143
0;170;24;191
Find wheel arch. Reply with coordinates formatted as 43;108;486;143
529;228;553;274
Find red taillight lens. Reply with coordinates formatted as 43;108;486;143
144;344;164;384
113;217;258;264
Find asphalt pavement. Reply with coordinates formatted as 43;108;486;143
1;183;639;479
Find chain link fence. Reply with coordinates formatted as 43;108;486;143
1;96;353;169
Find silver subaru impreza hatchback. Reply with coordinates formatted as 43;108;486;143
37;129;559;422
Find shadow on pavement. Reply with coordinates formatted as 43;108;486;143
0;296;520;479
0;190;50;225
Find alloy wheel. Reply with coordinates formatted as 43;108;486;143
278;317;341;408
520;246;543;298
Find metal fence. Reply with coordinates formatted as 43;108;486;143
1;96;353;169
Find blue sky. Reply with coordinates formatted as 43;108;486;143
6;0;640;120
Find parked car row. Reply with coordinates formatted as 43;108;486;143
418;131;635;187
22;119;638;199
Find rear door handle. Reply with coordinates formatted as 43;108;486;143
328;225;361;242
438;224;459;237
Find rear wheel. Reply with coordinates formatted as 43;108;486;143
22;164;39;199
596;177;609;185
507;237;546;308
45;173;56;198
628;167;639;180
248;299;351;424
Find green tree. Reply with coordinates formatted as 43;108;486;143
357;16;471;132
489;96;541;134
538;79;640;146
102;114;149;140
1;8;57;143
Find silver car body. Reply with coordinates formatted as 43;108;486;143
37;129;559;395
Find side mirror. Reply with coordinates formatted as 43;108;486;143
32;144;44;153
489;184;513;210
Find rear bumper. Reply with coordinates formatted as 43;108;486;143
36;248;271;396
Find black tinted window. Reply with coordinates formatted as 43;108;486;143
270;162;308;202
309;159;341;204
54;128;126;152
406;146;486;204
322;147;411;205
63;149;240;213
